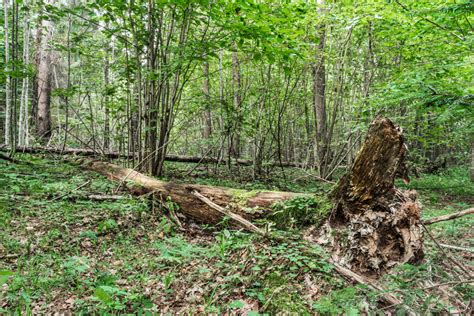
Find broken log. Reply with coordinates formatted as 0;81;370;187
320;117;424;276
83;159;306;224
3;145;306;168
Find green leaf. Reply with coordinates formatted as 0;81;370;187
0;270;14;285
95;286;113;303
228;299;245;309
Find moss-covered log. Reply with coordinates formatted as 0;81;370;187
83;160;308;224
320;117;424;276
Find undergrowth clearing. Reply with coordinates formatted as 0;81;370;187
1;154;472;314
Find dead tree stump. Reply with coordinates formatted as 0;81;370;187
322;117;423;276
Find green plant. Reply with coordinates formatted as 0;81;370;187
270;196;331;229
97;219;118;234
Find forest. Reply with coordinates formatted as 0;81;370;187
0;0;473;313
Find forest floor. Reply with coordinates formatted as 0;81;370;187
1;154;473;314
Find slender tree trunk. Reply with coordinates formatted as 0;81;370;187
313;0;328;177
18;0;30;147
103;40;110;151
3;0;11;145
35;15;53;143
61;15;71;152
232;49;242;158
471;140;474;182
202;59;212;139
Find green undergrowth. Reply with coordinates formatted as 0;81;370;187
0;154;472;313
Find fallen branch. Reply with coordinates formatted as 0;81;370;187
4;145;307;168
51;180;91;201
435;243;474;253
87;194;127;201
422;208;474;225
191;190;265;235
422;224;473;278
330;261;404;307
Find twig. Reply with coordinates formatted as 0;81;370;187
52;180;91;201
422;224;473;278
87;194;127;201
422;208;474;225
422;279;474;290
432;243;474;253
330;261;407;308
191;190;265;236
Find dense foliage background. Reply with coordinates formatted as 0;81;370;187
1;0;473;176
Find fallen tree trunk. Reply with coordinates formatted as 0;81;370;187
83;159;306;223
319;117;424;276
4;145;306;168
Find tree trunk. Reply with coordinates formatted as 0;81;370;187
18;0;30;147
83;160;304;223
3;0;11;146
231;49;242;158
202;60;212;140
320;117;424;276
313;0;328;178
6;145;308;168
471;140;474;182
35;15;53;143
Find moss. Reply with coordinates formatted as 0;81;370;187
261;272;310;314
228;189;261;205
269;195;332;229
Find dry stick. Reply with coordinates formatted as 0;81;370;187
422;208;474;225
435;243;474;253
330;261;405;307
422;224;473;278
87;194;127;201
422;279;474;290
51;180;91;201
192;190;408;310
191;190;265;236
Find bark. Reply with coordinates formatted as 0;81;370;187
83;160;304;223
35;15;53;143
319;117;424;276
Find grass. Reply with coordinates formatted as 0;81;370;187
1;154;473;313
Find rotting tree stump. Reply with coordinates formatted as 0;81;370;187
318;117;423;276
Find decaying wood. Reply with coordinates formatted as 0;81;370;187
423;208;474;225
319;117;424;276
83;159;305;224
87;194;127;201
191;190;265;235
4;145;306;168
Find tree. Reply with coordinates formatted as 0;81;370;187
34;9;53;143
